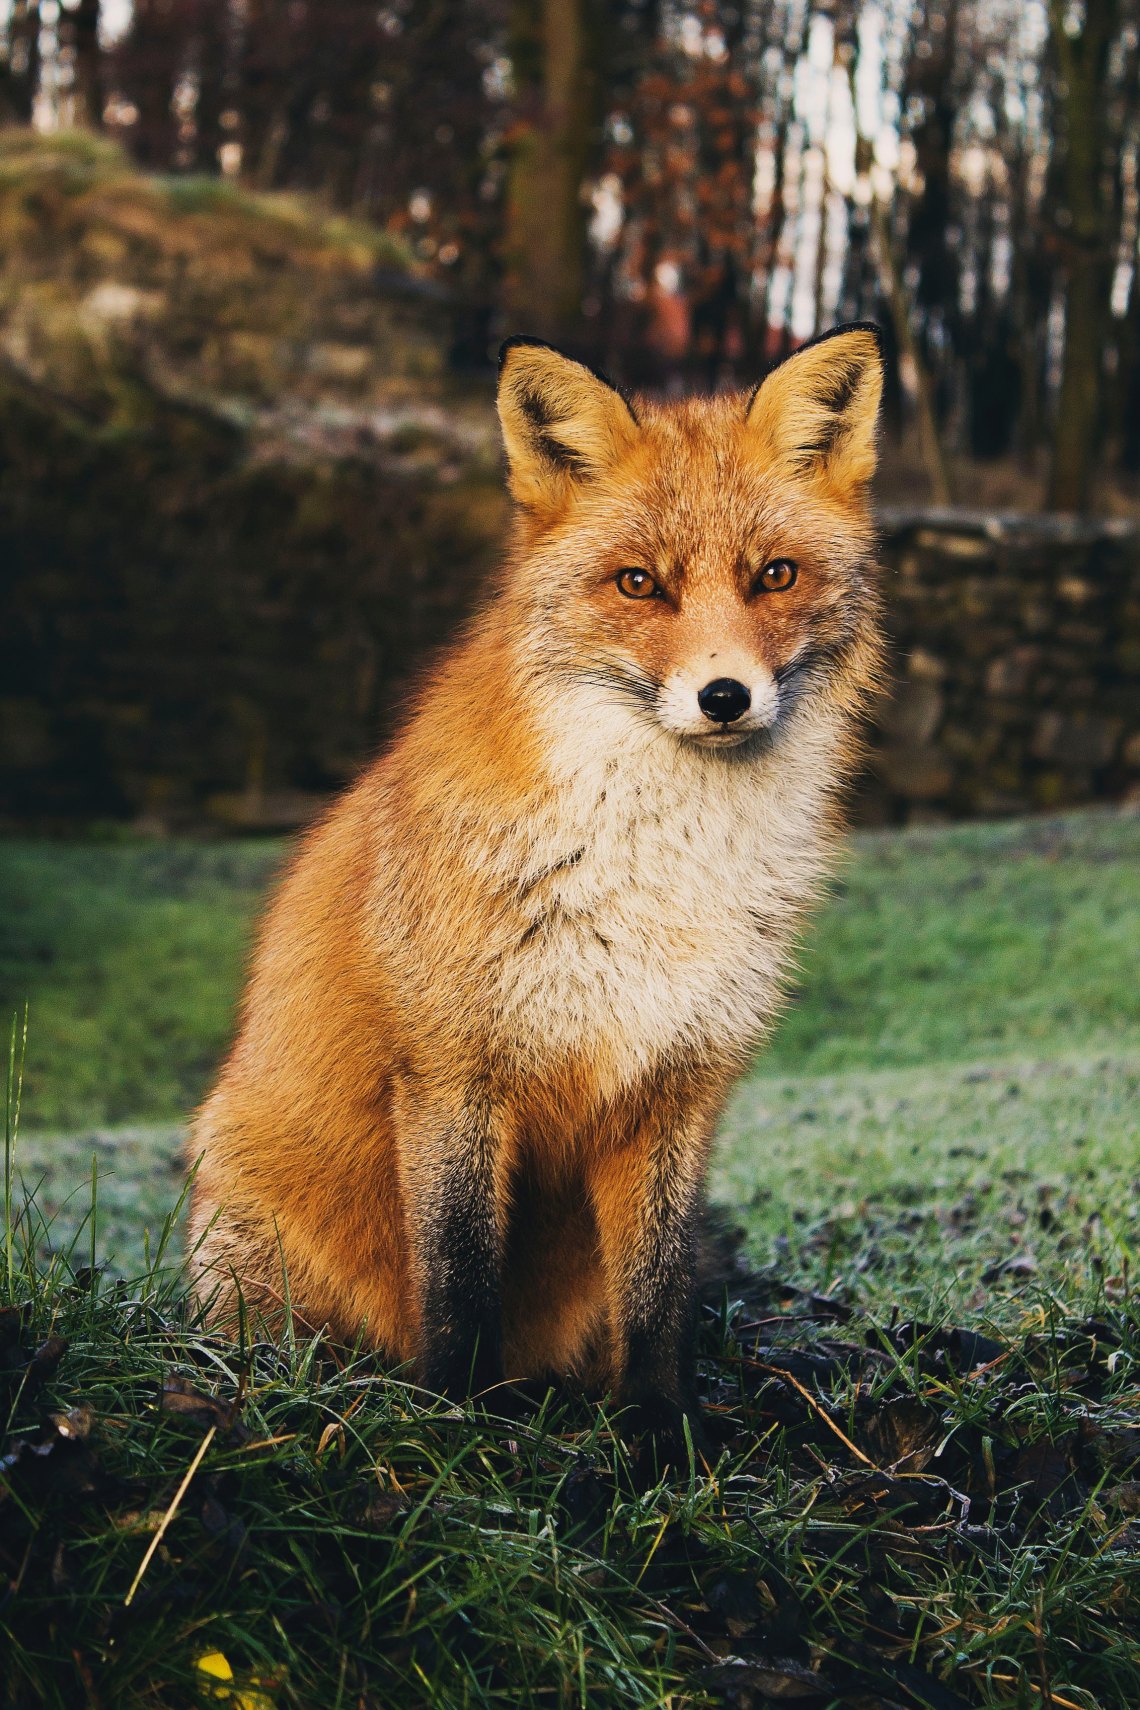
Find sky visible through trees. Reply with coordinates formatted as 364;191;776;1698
1;0;1139;508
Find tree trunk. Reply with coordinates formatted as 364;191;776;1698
122;0;181;169
71;0;102;128
502;0;601;342
845;42;952;506
193;0;230;173
871;196;953;506
1050;249;1111;510
1046;0;1119;512
0;1;40;125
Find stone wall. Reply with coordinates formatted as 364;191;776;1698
0;370;507;831
861;512;1140;823
3;468;1139;829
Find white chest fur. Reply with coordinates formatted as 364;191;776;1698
484;696;843;1092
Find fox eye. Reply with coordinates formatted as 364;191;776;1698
755;558;797;594
616;568;659;600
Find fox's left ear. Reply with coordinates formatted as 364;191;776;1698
497;338;640;512
745;323;883;496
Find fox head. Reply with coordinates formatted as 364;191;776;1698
496;326;884;751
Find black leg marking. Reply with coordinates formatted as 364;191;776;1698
416;1102;504;1401
618;1190;702;1442
595;1115;709;1462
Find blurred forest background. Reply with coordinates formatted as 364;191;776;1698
6;0;1140;505
2;0;1139;827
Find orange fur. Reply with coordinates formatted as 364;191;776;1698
188;326;886;1441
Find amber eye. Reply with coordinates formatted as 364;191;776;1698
616;568;659;600
755;558;797;594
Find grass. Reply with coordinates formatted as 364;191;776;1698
769;811;1140;1073
2;808;1139;1706
4;810;1139;1131
4;1065;1140;1708
0;839;283;1130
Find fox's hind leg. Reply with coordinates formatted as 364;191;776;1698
588;1074;718;1459
394;1078;512;1401
186;1193;298;1340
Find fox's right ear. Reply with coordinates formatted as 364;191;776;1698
497;339;640;511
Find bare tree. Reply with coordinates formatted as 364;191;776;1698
70;0;103;128
1046;0;1121;510
0;1;40;125
502;0;608;340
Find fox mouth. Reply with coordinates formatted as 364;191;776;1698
683;722;771;751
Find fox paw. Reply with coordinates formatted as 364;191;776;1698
621;1392;707;1476
417;1346;505;1407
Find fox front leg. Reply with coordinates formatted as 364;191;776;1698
403;1092;507;1401
590;1095;714;1461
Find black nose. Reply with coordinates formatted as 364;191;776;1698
697;677;751;725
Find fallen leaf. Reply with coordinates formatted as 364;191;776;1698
700;1655;831;1703
982;1254;1037;1283
24;1335;68;1394
160;1375;246;1439
1105;1481;1140;1514
859;1399;940;1471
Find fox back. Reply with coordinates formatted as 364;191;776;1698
188;325;885;1454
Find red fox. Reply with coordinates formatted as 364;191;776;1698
188;323;884;1452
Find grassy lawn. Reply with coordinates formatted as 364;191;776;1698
0;838;284;1131
767;812;1140;1072
4;809;1140;1131
2;809;1139;1707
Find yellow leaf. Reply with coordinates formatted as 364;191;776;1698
197;1653;235;1684
196;1649;278;1706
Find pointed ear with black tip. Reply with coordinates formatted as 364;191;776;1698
497;338;641;511
745;323;883;497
